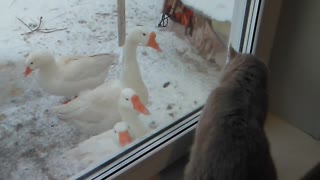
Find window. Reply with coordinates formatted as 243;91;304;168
0;0;269;179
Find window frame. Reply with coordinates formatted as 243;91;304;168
72;0;282;179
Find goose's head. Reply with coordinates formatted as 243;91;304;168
119;88;150;115
127;26;162;52
113;122;132;147
24;51;54;77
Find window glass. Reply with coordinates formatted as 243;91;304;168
0;0;235;179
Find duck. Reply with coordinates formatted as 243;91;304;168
64;122;129;169
113;121;133;147
64;88;151;168
24;51;117;100
117;88;150;139
51;26;161;135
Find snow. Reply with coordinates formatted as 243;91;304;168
0;0;224;179
182;0;235;22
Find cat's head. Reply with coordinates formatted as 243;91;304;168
221;44;268;85
225;45;268;67
222;44;247;79
226;45;238;64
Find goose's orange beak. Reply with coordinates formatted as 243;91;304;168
131;95;150;115
147;32;162;52
24;67;32;77
118;131;132;147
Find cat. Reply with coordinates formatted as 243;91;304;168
301;162;320;180
184;46;277;180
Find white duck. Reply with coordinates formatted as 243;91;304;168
118;88;150;139
64;88;151;169
24;51;117;100
52;26;161;135
64;122;132;170
113;121;133;147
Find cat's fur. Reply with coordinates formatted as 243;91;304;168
184;46;277;180
301;162;320;180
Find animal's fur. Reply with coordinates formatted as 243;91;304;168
184;46;277;180
301;162;320;180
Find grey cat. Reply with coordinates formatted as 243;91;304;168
184;46;277;180
301;162;320;180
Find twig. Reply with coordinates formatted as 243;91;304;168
9;0;17;8
33;16;43;32
17;17;33;31
21;17;43;35
40;28;63;31
18;16;67;35
39;28;68;33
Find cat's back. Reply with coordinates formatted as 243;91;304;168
194;54;269;147
184;49;276;180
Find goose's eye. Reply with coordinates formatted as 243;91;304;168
114;130;117;134
142;33;146;36
125;98;129;101
30;62;34;65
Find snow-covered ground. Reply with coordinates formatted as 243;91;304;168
0;0;224;179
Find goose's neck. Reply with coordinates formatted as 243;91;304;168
119;108;139;124
38;60;58;77
119;107;146;138
120;42;143;85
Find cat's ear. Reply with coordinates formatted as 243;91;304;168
227;44;238;62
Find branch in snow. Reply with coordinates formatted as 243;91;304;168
38;28;68;34
17;16;67;35
17;17;33;31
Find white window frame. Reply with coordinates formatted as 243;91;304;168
72;0;282;179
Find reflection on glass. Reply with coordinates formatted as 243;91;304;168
0;0;234;179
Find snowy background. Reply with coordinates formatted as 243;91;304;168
0;0;232;179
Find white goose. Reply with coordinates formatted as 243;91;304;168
52;26;161;135
64;122;130;169
113;121;133;147
24;51;117;100
65;89;151;169
118;88;150;139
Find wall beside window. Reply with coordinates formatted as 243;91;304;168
269;0;320;139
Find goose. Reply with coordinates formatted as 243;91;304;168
51;26;161;135
24;51;117;101
117;88;150;139
65;88;151;168
65;122;132;170
113;121;133;147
